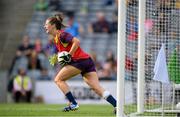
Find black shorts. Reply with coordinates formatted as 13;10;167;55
69;57;96;76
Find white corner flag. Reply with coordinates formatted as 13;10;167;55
153;43;170;84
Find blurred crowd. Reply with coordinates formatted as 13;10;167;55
7;0;180;102
7;0;118;102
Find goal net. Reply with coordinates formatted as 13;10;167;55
121;0;180;116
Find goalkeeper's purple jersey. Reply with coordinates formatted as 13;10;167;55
54;30;90;60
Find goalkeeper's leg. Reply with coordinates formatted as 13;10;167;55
83;72;117;113
54;65;81;111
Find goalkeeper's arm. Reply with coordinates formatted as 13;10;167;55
68;37;80;56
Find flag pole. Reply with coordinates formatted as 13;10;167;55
153;43;170;116
161;83;164;117
172;82;175;110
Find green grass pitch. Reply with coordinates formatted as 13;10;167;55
0;103;115;117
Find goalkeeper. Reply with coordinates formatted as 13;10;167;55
44;13;117;113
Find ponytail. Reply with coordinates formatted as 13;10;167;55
54;13;63;23
48;12;66;30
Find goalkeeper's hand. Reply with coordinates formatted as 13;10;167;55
63;53;71;63
59;53;71;66
48;54;58;66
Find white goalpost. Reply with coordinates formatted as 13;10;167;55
118;0;180;116
137;0;146;114
117;0;126;116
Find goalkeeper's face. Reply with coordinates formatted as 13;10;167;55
44;19;55;35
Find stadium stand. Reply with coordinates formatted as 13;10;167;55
6;0;118;82
0;0;36;70
0;0;118;103
0;0;35;103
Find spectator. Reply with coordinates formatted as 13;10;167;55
109;0;118;33
13;68;32;103
126;0;138;7
125;56;134;71
114;0;118;15
127;16;138;33
17;35;34;57
33;38;44;54
145;19;154;33
79;1;88;15
105;50;117;79
34;0;48;11
155;1;173;34
89;49;102;71
104;0;114;6
127;16;138;41
99;63;112;79
99;50;116;80
49;0;62;12
176;0;180;9
65;11;84;37
88;11;111;33
158;0;172;12
115;0;118;8
8;35;34;77
158;12;169;33
110;13;118;33
105;50;116;64
28;50;42;70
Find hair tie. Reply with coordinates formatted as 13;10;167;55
55;14;63;22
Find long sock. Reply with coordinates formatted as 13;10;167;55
106;95;117;107
103;91;116;107
65;92;77;105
